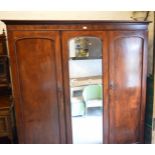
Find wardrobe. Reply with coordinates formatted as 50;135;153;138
2;20;149;144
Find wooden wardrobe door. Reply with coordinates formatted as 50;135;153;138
109;31;147;144
8;31;65;143
61;31;109;144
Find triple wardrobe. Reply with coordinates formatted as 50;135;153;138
3;20;149;144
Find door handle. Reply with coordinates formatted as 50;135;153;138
57;84;63;93
109;81;117;90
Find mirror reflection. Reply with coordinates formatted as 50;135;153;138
68;37;103;144
69;37;102;59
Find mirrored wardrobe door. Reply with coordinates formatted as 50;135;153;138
62;31;109;144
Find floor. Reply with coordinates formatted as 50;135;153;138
72;108;103;144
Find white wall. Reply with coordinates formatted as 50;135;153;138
69;59;102;78
0;11;132;20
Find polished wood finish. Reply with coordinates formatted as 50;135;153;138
0;96;13;143
3;20;150;24
109;31;147;143
0;56;10;87
7;31;65;143
0;31;10;89
3;20;149;31
0;30;14;143
0;30;7;55
2;20;149;144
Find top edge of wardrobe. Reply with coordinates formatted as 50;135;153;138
1;20;151;25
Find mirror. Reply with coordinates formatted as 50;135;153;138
68;37;103;144
69;37;102;59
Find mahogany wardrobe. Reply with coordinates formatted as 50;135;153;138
3;20;149;144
